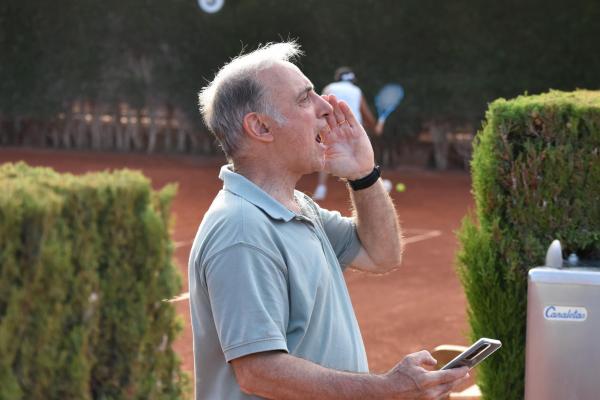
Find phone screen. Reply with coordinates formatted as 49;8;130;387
465;343;490;360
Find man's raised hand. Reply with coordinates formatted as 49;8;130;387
321;95;375;180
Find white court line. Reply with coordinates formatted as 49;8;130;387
166;292;190;303
174;240;193;249
166;228;442;304
403;229;442;244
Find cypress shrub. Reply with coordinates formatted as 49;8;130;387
457;90;600;399
0;162;188;399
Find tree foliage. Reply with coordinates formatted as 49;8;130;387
1;0;600;148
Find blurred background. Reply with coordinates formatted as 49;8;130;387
2;0;599;167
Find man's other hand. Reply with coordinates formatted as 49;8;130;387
382;350;470;400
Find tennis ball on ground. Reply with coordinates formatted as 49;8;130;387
395;182;406;192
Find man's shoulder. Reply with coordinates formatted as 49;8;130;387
202;189;276;231
193;190;283;259
204;188;249;216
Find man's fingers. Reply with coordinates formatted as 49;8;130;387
423;367;469;387
339;101;359;128
430;383;454;400
419;373;470;400
452;374;472;389
430;374;471;400
326;94;347;124
324;96;338;131
407;350;437;367
325;95;361;134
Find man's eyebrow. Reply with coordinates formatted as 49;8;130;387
296;85;314;100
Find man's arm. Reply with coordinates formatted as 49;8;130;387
232;350;469;399
321;95;402;273
349;178;403;273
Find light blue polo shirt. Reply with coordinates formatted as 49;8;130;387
188;165;368;400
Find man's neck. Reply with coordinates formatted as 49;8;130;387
232;159;302;213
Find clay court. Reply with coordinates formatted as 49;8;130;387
1;147;474;376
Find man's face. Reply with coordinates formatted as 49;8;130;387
258;62;333;175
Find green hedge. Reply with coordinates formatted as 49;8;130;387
0;163;188;399
457;90;600;399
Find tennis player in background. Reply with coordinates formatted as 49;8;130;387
312;67;384;200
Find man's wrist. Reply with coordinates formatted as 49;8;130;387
348;165;380;191
347;167;376;181
359;373;392;399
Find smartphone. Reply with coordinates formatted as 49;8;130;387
440;338;502;370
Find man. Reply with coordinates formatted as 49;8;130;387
312;67;382;200
190;42;468;399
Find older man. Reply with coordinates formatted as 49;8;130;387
190;42;468;399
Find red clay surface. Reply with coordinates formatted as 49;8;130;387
1;148;474;375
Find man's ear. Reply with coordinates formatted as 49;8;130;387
242;112;274;143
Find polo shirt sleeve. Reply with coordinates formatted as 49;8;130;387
204;243;289;362
316;207;362;269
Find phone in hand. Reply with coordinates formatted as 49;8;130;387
440;338;502;370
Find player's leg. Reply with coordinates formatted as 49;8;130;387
313;171;328;200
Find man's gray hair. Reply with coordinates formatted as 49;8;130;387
198;41;303;160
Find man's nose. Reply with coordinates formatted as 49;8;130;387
317;94;333;117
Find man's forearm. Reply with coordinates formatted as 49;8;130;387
350;178;403;271
233;352;388;400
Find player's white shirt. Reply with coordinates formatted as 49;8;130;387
323;81;363;125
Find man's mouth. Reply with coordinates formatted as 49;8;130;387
316;126;329;144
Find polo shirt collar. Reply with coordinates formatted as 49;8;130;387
219;164;297;222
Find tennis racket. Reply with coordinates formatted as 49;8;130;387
375;83;404;123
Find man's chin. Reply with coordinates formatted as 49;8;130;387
319;159;327;172
316;153;327;172
316;143;326;165
307;159;325;175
